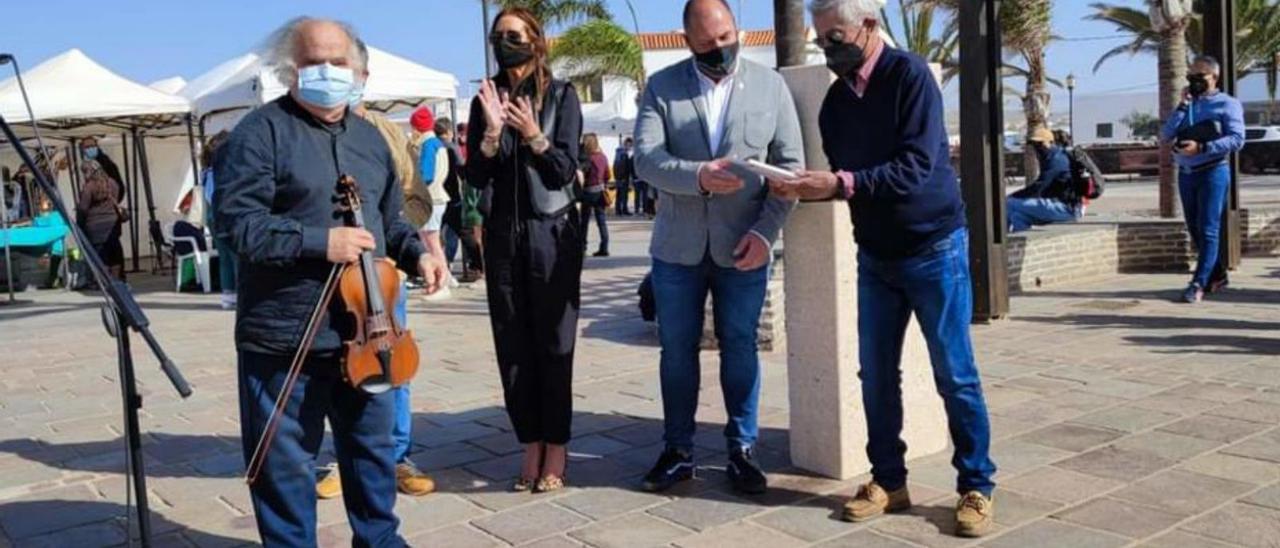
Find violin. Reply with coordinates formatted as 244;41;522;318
333;174;419;393
245;174;420;485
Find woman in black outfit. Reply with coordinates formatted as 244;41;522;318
467;6;583;494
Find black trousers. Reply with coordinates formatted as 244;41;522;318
444;206;483;273
483;212;583;444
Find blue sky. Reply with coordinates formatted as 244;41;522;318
6;0;1260;103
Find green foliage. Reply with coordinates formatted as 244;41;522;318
1121;110;1161;139
549;19;645;84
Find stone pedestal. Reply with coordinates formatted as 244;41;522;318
780;65;950;480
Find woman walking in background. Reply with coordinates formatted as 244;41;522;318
75;153;125;281
580;133;610;257
468;6;584;494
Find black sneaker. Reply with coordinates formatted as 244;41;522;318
727;447;768;495
640;448;694;492
1207;272;1230;294
593;249;610;257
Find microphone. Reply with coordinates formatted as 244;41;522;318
0;54;12;65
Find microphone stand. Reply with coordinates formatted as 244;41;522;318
0;114;192;548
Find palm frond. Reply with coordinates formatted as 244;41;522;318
549;19;644;84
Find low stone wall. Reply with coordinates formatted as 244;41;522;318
1009;208;1279;292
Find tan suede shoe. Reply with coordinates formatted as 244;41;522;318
315;465;342;500
396;462;436;497
843;482;912;522
955;491;995;538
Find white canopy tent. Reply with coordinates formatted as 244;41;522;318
582;86;639;138
183;45;460;135
0;49;192;138
148;76;188;95
0;49;200;273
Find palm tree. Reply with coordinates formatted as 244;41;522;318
918;0;1055;181
489;0;611;28
549;19;645;85
1088;0;1191;218
882;2;960;84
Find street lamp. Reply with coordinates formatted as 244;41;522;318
1066;73;1077;141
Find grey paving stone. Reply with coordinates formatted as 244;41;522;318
1112;430;1223;463
982;519;1129;548
470;502;589;545
568;513;690;548
1223;427;1280;464
646;491;762;532
553;487;668;520
522;536;585;548
1181;503;1280;547
1054;497;1184;539
1131;394;1224;417
1056;446;1176;482
1208;400;1280;424
674;521;806;548
1157;414;1272;443
989;440;1075;477
1241;483;1280;511
1177;452;1280;485
1137;530;1239;548
17;520;126;548
1112;469;1255;517
405;524;501;548
987;489;1062;528
749;497;850;543
1158;382;1260;404
1001;466;1124;504
814;529;918;548
1069;405;1181;434
1014;423;1125;453
396;494;488;537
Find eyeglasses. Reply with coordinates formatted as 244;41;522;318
813;29;847;49
489;31;526;44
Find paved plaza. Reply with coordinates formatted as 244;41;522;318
1;219;1279;547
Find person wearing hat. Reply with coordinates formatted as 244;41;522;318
409;106;457;298
1006;127;1080;233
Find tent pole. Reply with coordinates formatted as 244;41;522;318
2;168;12;303
68;139;82;205
136;134;161;270
129;128;142;273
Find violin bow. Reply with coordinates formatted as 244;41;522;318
245;263;344;485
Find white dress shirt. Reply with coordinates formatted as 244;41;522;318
696;67;736;154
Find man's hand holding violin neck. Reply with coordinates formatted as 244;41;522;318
327;227;376;264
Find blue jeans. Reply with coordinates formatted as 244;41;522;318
1178;163;1230;287
392;282;412;463
238;351;403;547
652;255;768;451
443;225;460;266
1007;197;1079;233
858;228;996;496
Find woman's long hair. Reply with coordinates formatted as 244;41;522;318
582;133;600;155
492;7;552;109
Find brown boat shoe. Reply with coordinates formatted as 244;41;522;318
396;461;436;497
843;482;912;522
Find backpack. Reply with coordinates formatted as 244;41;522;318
1068;146;1105;200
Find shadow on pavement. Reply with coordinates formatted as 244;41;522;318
0;499;253;547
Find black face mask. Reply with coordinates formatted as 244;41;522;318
492;38;535;70
824;40;866;80
694;42;739;81
1187;74;1211;97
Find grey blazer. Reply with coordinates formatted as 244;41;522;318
634;58;804;268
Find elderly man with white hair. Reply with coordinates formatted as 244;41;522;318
214;16;446;547
771;0;997;537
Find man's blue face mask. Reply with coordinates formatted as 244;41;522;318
347;81;366;108
297;63;356;109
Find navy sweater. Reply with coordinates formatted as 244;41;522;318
215;95;425;356
819;47;966;260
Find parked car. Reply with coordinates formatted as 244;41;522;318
1241;125;1280;174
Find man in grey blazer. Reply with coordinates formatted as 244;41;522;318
634;0;804;496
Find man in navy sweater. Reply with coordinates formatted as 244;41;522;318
771;0;996;537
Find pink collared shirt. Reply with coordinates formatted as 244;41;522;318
836;42;887;199
849;40;884;98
